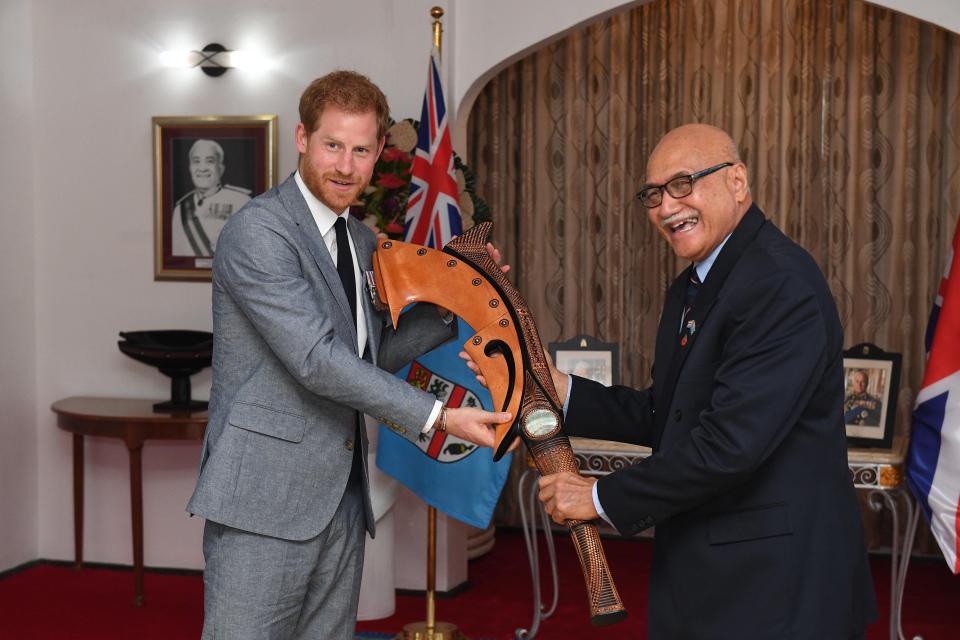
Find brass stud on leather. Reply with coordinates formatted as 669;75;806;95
499;319;509;327
382;241;392;249
472;278;482;286
489;299;499;308
472;336;482;345
447;259;457;267
417;248;427;256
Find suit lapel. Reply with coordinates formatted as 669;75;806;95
652;271;692;443
349;214;381;366
655;275;687;376
686;205;765;328
278;175;358;343
652;204;767;447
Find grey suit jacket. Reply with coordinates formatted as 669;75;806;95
187;173;455;541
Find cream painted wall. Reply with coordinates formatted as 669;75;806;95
869;0;960;34
4;0;958;574
0;0;38;572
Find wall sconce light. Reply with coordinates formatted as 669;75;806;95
160;43;245;76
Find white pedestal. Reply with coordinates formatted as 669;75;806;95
357;509;397;620
356;416;470;621
392;487;469;592
357;416;401;620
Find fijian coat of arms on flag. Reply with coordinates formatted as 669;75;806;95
406;361;480;463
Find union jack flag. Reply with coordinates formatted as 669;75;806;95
403;48;463;248
907;215;960;573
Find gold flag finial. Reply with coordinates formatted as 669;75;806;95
431;6;444;55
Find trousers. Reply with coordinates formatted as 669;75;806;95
201;476;365;640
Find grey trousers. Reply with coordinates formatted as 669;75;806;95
200;480;366;640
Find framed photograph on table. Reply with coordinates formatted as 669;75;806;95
153;115;278;281
548;334;620;387
843;342;901;449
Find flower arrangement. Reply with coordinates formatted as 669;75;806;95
351;118;491;239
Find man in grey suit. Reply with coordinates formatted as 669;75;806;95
187;70;511;640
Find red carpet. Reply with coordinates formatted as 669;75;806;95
0;563;203;639
1;530;958;639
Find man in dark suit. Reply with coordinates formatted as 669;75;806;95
538;124;877;638
187;70;510;640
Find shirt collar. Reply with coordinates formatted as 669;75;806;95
694;233;731;282
294;170;348;236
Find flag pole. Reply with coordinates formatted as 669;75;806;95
399;11;466;640
431;5;443;53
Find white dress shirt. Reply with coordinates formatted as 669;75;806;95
294;171;441;433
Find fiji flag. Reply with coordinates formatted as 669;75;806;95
377;318;511;528
907;216;960;573
376;49;510;529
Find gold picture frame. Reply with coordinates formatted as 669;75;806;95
152;115;278;281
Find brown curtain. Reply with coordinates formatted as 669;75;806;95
467;0;960;553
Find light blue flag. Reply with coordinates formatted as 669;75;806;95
376;318;512;528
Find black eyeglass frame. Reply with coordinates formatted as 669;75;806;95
635;161;734;208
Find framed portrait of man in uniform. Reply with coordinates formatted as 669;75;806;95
842;342;901;449
548;334;620;387
153;115;278;280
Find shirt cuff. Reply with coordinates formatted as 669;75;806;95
562;374;573;417
592;480;614;527
422;400;443;433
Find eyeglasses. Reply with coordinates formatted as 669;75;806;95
635;162;734;208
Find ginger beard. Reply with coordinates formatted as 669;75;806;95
299;158;368;213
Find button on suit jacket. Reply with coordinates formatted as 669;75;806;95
566;205;877;638
187;173;455;541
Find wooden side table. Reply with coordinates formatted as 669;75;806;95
52;396;207;606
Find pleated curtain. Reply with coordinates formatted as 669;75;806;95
467;0;960;549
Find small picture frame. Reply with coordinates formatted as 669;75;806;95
843;342;901;449
548;334;620;387
153;115;278;281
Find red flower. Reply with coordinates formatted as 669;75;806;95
381;146;411;163
376;173;407;189
385;222;406;236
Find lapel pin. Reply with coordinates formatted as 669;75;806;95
686;319;697;335
680;335;688;347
